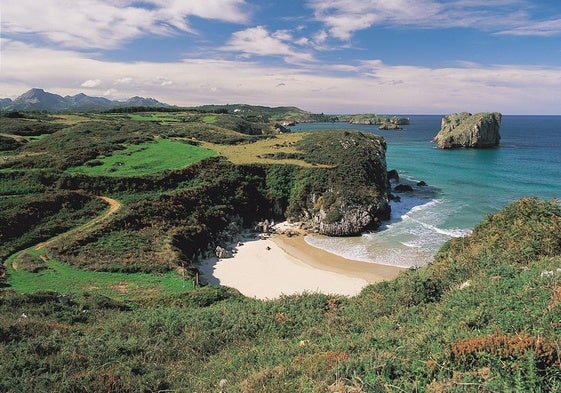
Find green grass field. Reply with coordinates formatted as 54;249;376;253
203;115;217;123
128;113;180;123
6;250;193;300
67;139;217;177
24;134;51;141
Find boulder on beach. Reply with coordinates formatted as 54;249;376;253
215;246;233;259
433;112;501;149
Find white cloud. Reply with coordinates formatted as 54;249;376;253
1;0;250;49
103;88;119;98
307;0;442;40
81;79;102;88
2;39;561;114
498;18;561;36
306;0;552;41
115;77;134;85
155;77;173;86
221;26;315;63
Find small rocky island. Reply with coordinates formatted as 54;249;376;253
433;112;501;149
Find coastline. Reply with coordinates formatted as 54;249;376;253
273;234;405;283
197;228;405;300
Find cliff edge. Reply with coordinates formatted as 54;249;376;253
433;112;501;149
289;130;391;236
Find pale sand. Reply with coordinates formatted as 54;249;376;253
197;231;405;300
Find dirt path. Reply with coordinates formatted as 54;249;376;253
34;196;121;251
10;196;121;272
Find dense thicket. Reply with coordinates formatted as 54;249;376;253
0;117;65;136
1;198;560;391
49;160;300;274
0;191;106;269
0;135;24;151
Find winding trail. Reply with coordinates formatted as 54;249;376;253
34;196;121;251
10;196;121;271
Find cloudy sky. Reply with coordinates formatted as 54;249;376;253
1;0;561;114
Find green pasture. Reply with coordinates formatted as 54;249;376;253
67;139;217;177
128;113;180;123
6;251;193;300
203;115;217;123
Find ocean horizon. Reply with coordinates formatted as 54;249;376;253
290;115;561;268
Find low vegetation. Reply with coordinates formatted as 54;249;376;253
1;106;560;391
0;198;559;391
67;139;217;177
7;252;192;300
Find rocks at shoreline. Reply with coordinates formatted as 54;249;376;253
394;184;413;193
215;246;233;259
313;199;391;237
378;123;403;130
433;112;501;149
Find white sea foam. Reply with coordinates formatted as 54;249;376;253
304;175;475;269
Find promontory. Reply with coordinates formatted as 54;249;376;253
433;112;501;149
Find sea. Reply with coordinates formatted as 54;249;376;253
289;116;561;268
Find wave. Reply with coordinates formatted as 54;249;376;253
406;216;471;238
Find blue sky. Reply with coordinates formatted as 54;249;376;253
2;0;561;113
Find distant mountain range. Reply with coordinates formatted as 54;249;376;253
0;88;171;112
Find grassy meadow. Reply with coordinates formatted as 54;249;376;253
66;139;217;176
201;132;318;167
6;250;192;301
128;113;180;123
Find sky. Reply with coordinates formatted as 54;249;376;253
1;0;561;114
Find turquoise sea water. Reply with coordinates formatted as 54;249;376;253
289;116;561;268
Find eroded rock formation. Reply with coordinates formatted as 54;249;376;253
433;112;501;149
292;130;391;236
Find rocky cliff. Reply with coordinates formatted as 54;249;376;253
290;130;391;236
433;112;501;149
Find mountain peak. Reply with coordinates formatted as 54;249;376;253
0;89;171;112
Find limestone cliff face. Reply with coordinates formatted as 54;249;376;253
311;197;390;237
433;112;501;149
290;130;391;236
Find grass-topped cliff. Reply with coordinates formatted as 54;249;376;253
1;109;389;280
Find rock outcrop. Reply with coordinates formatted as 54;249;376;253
433;112;501;149
378;123;403;130
215;246;233;259
291;130;391;236
312;199;390;237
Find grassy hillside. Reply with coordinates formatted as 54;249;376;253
66;139;217;177
2;108;560;391
0;198;560;391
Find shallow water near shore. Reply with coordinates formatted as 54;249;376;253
291;115;561;268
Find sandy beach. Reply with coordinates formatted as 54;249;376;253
197;228;405;300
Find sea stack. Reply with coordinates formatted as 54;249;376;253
433;112;501;149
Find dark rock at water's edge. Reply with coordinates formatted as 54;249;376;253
378;123;403;130
433;112;501;149
387;169;400;183
394;184;414;193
